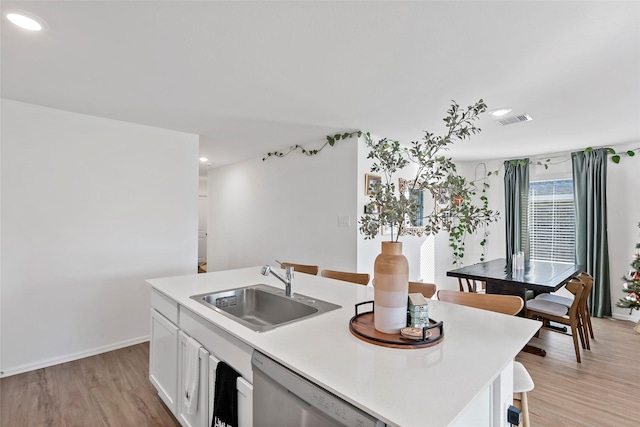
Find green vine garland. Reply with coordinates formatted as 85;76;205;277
262;131;362;160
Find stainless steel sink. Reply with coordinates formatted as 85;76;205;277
190;284;341;332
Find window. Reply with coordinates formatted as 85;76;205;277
527;179;575;263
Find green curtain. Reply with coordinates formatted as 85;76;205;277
572;148;611;317
504;159;530;264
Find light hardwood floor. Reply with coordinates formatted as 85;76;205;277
1;317;638;426
0;343;179;427
516;317;640;427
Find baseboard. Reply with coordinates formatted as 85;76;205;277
611;313;640;322
0;335;150;378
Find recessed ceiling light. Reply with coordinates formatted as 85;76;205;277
6;13;43;31
199;157;209;162
489;108;513;117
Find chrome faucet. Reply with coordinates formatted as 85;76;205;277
260;264;294;297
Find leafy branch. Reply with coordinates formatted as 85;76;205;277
359;100;499;253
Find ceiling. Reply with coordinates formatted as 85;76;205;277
2;1;639;175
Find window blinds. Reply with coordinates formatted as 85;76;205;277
528;179;575;263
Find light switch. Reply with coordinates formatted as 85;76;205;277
338;215;350;227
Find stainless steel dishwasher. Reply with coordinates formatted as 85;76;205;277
252;351;386;427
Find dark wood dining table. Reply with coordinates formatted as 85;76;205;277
446;257;583;356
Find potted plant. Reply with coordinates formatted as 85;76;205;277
359;99;499;333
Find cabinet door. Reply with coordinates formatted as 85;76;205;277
177;331;210;427
208;355;254;427
237;376;253;427
150;309;179;415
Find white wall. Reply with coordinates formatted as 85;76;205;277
606;143;640;322
0;98;3;373
208;134;432;282
0;99;199;376
207;138;358;273
199;176;208;196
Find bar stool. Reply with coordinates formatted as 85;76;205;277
513;361;534;427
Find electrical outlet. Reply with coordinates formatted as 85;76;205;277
507;405;521;426
338;215;350;227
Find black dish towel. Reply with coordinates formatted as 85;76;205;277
212;361;241;427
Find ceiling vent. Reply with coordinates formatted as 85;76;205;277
496;114;533;126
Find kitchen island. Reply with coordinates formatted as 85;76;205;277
148;266;540;427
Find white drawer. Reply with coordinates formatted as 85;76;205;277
180;307;253;382
151;289;179;324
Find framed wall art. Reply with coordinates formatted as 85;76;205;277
365;174;381;196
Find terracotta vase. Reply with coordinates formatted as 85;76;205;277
373;241;409;334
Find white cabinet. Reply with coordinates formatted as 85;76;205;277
149;297;254;427
150;309;179;415
177;331;210;427
450;361;513;427
208;354;253;427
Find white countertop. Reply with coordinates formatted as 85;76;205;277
148;266;541;427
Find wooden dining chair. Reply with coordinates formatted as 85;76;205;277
526;278;585;363
577;272;595;341
436;290;532;427
457;277;485;293
320;269;370;286
279;262;319;275
533;272;594;348
437;290;523;315
408;282;437;298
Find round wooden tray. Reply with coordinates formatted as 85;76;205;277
349;301;444;349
